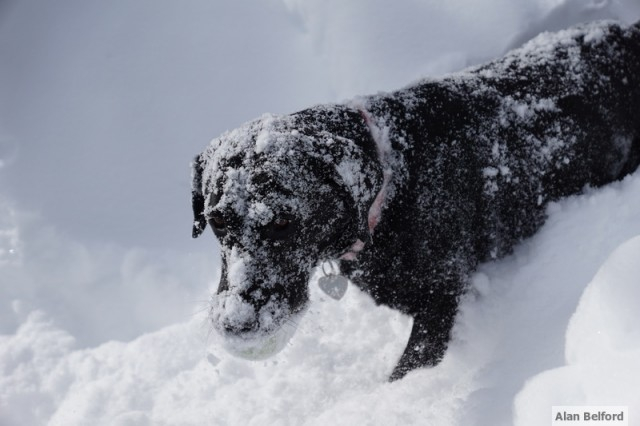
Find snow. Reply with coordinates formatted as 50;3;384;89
1;0;640;425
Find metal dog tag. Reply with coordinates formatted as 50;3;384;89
318;274;349;300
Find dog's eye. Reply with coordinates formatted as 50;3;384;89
261;216;295;239
208;214;226;230
272;217;290;231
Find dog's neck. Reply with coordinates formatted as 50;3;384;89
339;107;392;261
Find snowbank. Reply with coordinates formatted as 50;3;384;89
514;236;640;425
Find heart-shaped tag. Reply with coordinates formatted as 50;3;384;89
318;274;349;300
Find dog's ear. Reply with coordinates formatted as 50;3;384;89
299;107;383;246
332;110;383;246
293;106;384;246
191;154;207;238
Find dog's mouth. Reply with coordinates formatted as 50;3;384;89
210;290;307;360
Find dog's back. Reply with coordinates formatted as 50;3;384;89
468;19;640;259
359;20;640;283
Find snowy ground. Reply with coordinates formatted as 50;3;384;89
1;1;640;425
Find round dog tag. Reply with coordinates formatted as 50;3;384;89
318;274;349;300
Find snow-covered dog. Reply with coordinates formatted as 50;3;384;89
192;20;640;380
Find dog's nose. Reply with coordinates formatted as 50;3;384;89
217;298;260;335
222;321;255;334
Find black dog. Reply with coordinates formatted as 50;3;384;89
192;20;640;380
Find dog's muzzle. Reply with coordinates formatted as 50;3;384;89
210;288;304;360
210;247;308;360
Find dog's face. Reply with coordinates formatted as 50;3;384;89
192;107;381;359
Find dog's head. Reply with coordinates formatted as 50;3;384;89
192;105;381;358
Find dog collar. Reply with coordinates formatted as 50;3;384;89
339;107;392;261
339;238;366;261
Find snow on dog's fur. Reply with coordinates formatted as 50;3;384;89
192;20;640;380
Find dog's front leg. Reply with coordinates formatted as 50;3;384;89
389;294;459;381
